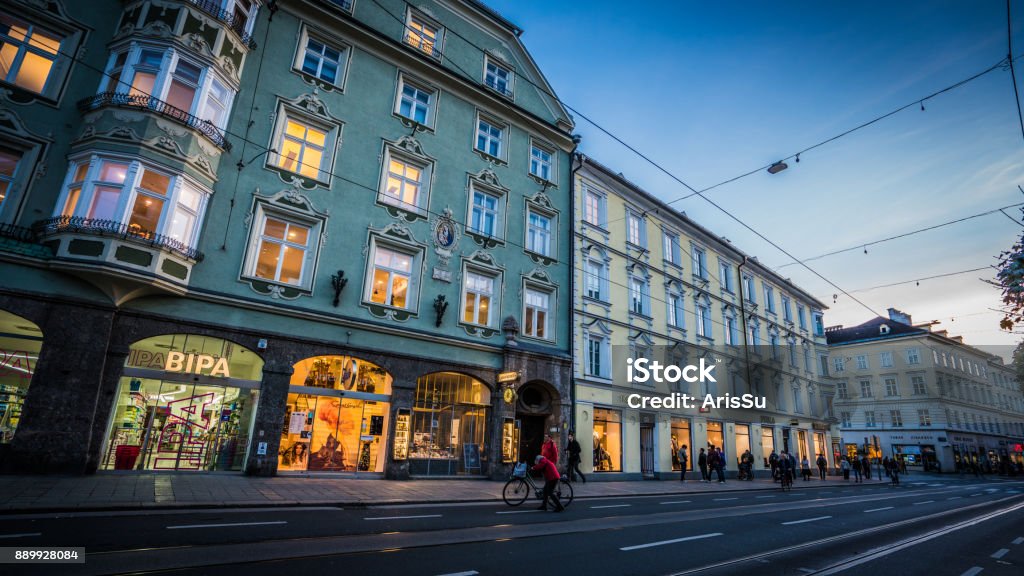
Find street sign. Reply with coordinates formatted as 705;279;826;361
257;442;267;456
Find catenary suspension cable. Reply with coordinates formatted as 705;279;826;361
1008;0;1024;143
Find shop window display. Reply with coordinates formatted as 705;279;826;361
593;407;621;472
102;334;263;472
734;424;750;467
0;310;43;444
706;421;724;454
278;356;392;474
670;417;691;471
409;372;490;476
762;427;775;467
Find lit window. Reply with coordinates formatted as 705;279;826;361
484;58;512;96
56;156;210;247
476;117;504;158
164;59;202;122
0;146;22;213
277;117;328;180
405;11;441;57
382;157;423;210
0;13;61;94
523;287;552;339
369;246;414;309
255;217;310;286
462;270;496;326
530;142;553;181
300;36;345;85
526;209;552;256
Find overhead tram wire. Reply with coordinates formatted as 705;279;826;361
1008;0;1024;144
847;266;995;294
775;201;1024;269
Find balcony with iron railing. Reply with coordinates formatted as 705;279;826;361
185;0;257;48
77;92;232;151
33;216;204;262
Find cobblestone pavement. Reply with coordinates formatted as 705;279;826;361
0;472;900;512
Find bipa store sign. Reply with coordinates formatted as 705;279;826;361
128;349;230;377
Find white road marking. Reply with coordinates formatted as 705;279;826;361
948;496;963;500
660;500;692;505
863;507;894;513
620;532;723;551
991;549;1009;559
592;504;631;509
756;495;777;499
0;532;41;539
167;521;287;530
364;515;442;521
782;516;831;525
1012;536;1024;545
713;497;738;501
436;572;479;576
496;510;541;515
970;493;982;497
960;567;983;576
913;501;935;505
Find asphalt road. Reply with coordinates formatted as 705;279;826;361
2;476;1022;576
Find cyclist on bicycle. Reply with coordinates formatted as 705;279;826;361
532;455;565;512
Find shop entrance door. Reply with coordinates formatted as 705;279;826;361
518;415;546;465
640;424;655;478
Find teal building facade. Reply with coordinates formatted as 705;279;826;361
0;0;576;478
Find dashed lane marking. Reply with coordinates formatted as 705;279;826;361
960;567;983;576
782;516;832;525
591;504;631;509
0;533;42;539
864;507;895;513
913;501;935;505
713;498;738;501
948;496;963;500
660;501;692;505
435;572;479;576
495;510;541;515
167;521;287;530
991;549;1009;559
364;515;442;521
619;532;723;551
1012;536;1024;545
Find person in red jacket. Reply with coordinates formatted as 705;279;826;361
531;455;564;512
541;433;559;466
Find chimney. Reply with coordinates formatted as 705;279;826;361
888;307;912;326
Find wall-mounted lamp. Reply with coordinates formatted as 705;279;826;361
330;270;347;307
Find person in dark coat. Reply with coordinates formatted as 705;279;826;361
698;448;709;482
565;432;585;483
678;444;689;482
816;453;828;480
531;455;564;512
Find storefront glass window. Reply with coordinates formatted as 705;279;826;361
671;417;691;471
761;427;775;468
0;310;43;444
279;356;392;474
735;424;750;468
410;372;490;475
814;432;826;461
706;420;724;453
593;407;621;471
797;429;809;461
102;335;264;472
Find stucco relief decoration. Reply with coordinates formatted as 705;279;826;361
294;89;331;119
525;268;553;285
156;118;189;138
529;190;555;211
219;55;239;81
395;135;425;157
190;154;215;178
467;249;498;268
138;20;173;39
112;110;146;124
186;33;212;56
431;207;460;267
380;222;416;243
473;167;504;189
151;135;188;156
108;126;142;141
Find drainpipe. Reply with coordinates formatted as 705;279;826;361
568;141;582;435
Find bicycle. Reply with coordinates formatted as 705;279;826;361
780;469;793;492
503;463;574;508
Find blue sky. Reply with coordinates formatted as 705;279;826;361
486;0;1024;349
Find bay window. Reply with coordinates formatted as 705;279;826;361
100;45;236;130
55;155;210;247
0;146;22;213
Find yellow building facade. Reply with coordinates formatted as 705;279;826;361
572;156;837;479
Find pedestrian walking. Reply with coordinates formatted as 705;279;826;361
861;456;871;480
531;455;564;512
698;447;709;482
711;447;726;483
801;456;811;481
541;433;559;467
678;444;689;482
769;450;779;482
565;432;585;484
851;456;862;482
816;453;827;480
841;457;850;480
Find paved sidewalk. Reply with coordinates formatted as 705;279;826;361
0;472;899;513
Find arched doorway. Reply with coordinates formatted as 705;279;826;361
279;355;393;474
516;380;559;466
409;372;490;476
0;309;43;445
101;334;264;472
